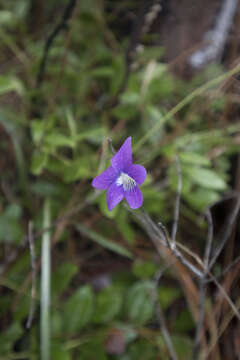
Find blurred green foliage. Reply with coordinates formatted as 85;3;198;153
0;0;239;359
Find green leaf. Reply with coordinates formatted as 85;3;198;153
63;285;94;334
75;224;132;258
172;335;192;359
31;150;48;175
156;334;192;359
51;344;71;360
90;67;114;78
179;152;210;166
45;133;75;148
0;10;14;25
0;323;23;355
158;286;181;310
126;339;157;360
31;180;67;197
116;208;135;244
0;75;24;95
31;120;45;144
121;92;140;105
52;262;78;299
126;281;155;325
63;158;93;182
75;127;106;144
51;310;63;336
0;204;23;244
142;188;166;216
132;260;158;279
78;338;107;360
174;309;195;332
93;286;123;323
184;188;220;211
5;203;22;218
185;166;227;190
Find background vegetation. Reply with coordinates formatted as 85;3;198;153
0;1;240;359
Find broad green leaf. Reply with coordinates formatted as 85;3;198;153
93;286;123;323
78;338;107;360
132;260;158;279
75;127;106;144
14;295;30;322
0;10;14;25
52;262;78;299
31;120;45;144
5;203;22;218
142;188;166;216
31;180;67;197
63;158;93;182
113;323;137;343
172;335;192;359
174;309;195;332
63;285;94;334
31;151;48;175
0;204;23;243
126;281;155;325
51;345;71;360
90;67;114;78
0;323;23;355
179;152;210;166
45;133;75;148
0;218;22;243
156;334;192;359
116;209;135;244
0;75;24;95
185;166;227;190
121;92;140;105
158;286;181;310
184;188;220;211
125;339;157;360
52;311;63;336
112;104;138;119
76;224;132;258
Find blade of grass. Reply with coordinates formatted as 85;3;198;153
41;199;51;360
75;223;133;258
134;62;240;152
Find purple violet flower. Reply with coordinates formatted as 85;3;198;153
92;137;147;211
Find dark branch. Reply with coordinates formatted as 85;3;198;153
209;195;240;270
192;210;213;359
36;0;77;88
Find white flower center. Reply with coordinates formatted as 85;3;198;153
116;172;136;191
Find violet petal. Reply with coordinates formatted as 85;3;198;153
127;164;146;185
92;166;117;190
111;137;132;172
107;182;124;211
125;186;143;209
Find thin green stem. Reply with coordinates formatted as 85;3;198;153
41;199;51;360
